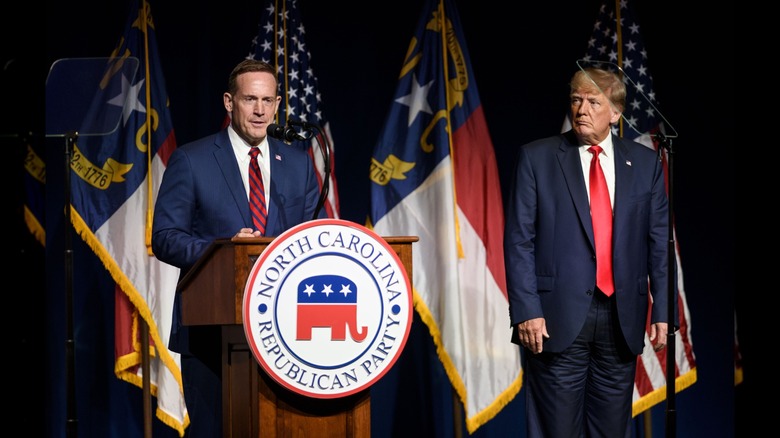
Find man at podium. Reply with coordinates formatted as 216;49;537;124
152;59;325;437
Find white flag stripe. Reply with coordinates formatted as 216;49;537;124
93;154;185;428
374;157;522;427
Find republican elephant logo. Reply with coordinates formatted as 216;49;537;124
295;274;368;342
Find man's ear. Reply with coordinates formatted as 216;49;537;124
223;92;233;112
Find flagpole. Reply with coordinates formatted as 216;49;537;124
659;132;677;437
436;2;465;432
139;2;153;436
141;320;152;438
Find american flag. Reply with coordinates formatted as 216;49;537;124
574;2;673;147
568;0;698;416
246;0;339;219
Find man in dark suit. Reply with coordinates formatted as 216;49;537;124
504;67;678;438
152;59;325;437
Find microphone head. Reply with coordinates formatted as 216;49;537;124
267;122;307;143
266;123;286;140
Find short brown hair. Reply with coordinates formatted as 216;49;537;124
227;59;277;96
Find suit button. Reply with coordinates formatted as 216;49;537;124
586;290;593;296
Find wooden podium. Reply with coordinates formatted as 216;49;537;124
177;235;417;438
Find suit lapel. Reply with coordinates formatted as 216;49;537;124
611;136;635;243
265;141;285;234
213;130;252;228
558;131;595;248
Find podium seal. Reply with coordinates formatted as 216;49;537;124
242;219;413;398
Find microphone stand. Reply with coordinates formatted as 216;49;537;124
64;131;79;438
289;120;331;220
311;126;331;220
656;131;676;438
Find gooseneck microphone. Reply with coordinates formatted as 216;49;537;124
267;118;331;221
266;123;304;142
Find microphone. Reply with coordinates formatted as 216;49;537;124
266;123;305;142
270;118;330;221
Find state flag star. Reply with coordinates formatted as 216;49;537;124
395;73;434;127
107;74;146;127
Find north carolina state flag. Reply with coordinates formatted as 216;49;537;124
369;0;522;432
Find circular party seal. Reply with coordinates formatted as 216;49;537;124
242;219;413;399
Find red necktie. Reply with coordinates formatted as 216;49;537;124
248;147;267;235
588;145;614;296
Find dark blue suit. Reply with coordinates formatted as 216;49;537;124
153;128;323;272
504;130;677;437
152;128;324;437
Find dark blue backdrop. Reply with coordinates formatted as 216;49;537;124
8;0;745;436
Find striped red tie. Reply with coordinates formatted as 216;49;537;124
588;145;614;296
248;147;267;235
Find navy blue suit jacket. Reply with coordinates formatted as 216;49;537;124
152;128;324;352
504;130;677;355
